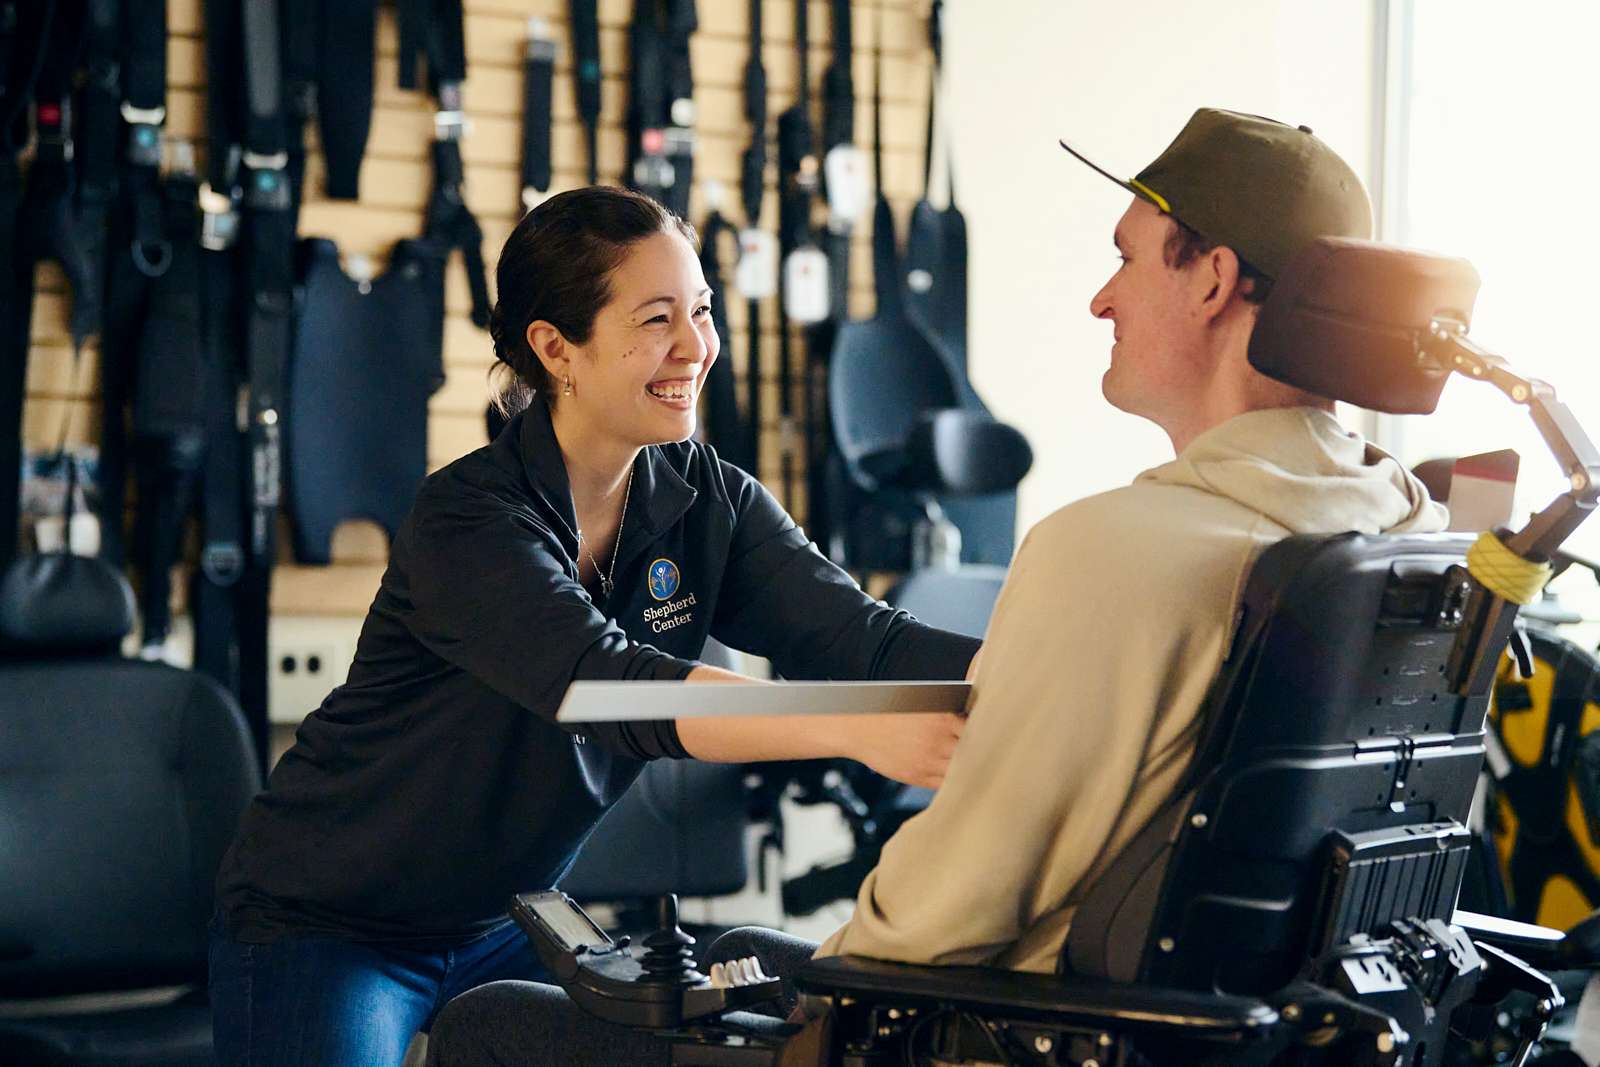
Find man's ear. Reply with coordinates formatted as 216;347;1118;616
527;320;570;383
1195;245;1244;324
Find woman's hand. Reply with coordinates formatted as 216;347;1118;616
835;711;966;790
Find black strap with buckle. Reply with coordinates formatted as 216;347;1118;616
570;0;601;184
775;0;820;509
407;0;490;328
627;0;696;217
521;18;554;212
739;0;765;474
1;0;68;566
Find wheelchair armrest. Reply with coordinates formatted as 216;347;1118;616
1454;909;1600;970
794;955;1279;1038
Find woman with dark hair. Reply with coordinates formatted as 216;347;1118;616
207;186;980;1067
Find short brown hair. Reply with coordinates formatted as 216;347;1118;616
488;187;698;416
1162;217;1273;305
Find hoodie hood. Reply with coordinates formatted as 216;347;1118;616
1138;407;1448;536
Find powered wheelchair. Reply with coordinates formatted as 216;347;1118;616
502;238;1600;1066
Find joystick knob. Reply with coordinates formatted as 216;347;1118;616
638;894;703;985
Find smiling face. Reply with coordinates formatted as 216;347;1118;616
554;230;720;448
1088;197;1209;425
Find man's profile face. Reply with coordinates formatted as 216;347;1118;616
1088;198;1205;423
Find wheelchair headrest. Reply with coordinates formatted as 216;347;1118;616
0;554;136;657
1249;237;1481;414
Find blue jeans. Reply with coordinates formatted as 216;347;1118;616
208;913;551;1067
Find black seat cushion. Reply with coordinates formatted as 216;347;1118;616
0;996;214;1067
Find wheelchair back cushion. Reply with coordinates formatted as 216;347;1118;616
0;660;261;996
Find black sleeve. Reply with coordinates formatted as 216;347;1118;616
711;462;980;680
403;482;699;761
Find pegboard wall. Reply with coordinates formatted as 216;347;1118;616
19;0;936;617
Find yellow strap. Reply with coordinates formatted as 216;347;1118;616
1467;530;1552;605
1128;178;1171;214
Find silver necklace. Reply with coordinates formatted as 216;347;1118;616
577;465;635;600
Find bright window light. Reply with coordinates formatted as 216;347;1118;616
1385;0;1600;580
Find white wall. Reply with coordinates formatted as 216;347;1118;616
945;2;1378;532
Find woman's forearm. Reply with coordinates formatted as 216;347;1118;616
674;665;965;788
676;665;847;761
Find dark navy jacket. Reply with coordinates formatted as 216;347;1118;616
217;404;980;942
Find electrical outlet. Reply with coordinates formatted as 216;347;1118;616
268;616;364;724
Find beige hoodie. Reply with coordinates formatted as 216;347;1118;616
815;407;1447;973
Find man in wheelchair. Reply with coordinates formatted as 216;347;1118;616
426;111;1600;1066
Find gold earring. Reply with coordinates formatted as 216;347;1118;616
562;374;574;397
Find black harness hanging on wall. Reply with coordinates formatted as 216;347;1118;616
734;0;771;477
95;0;171;571
698;210;749;471
626;0;696;218
521;17;554;213
774;0;828;513
287;239;447;566
569;0;602;185
400;0;490;329
903;0;967;369
1;0;67;568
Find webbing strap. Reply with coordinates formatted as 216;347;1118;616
0;156;26;565
191;235;246;703
316;0;375;201
120;0;167;277
740;0;764;472
520;22;554;210
1;0;55;156
699;213;747;471
131;174;206;649
426;136;491;328
397;0;465;93
570;0;601;184
740;0;765;225
868;1;898;314
278;0;316;207
18;2;96;347
821;0;853;321
627;0;697;216
73;0;118;338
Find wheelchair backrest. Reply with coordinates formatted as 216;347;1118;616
1067;533;1490;995
0;659;262;997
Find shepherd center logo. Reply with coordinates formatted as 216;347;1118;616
647;559;681;601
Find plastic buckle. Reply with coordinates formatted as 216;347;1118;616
242;154;292;212
125;122;163;168
199;182;242;250
434;81;468;142
201;542;245;586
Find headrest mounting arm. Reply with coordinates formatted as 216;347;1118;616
1417;320;1600;693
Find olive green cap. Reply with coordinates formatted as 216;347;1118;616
1060;108;1373;278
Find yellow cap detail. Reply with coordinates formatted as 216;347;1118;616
1128;178;1171;214
1467;531;1552;605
